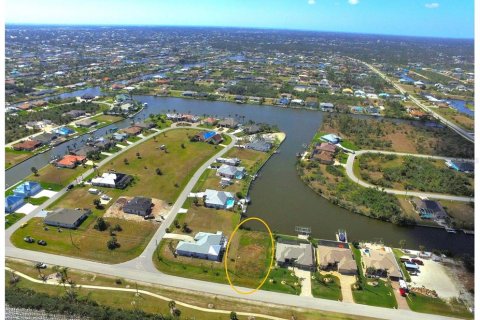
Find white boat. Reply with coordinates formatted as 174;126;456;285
336;229;348;242
445;227;457;233
143;102;148;107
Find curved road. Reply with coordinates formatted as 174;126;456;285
345;150;474;202
5;127;465;320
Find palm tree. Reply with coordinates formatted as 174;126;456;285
31;167;39;176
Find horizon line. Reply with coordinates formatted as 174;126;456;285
5;23;474;41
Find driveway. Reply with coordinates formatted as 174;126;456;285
163;233;195;242
391;281;410;310
337;273;355;303
293;268;313;297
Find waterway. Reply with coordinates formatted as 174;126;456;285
6;88;474;255
443;99;474;117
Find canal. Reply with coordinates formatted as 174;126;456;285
6;90;474;255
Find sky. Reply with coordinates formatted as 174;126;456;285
5;0;475;39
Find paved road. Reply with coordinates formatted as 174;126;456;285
345;150;474;202
351;58;474;143
5;128;466;320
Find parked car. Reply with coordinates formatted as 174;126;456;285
37;240;47;246
411;258;424;265
23;236;35;243
143;214;155;220
35;262;47;269
399;288;407;297
67;184;74;190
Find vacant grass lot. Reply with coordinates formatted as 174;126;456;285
351;247;397;308
434;107;474;132
5;149;32;169
28;164;89;189
407;293;473;319
10;214;158;263
311;272;343;301
439;200;475;230
357;154;474;196
175;204;240;235
224;147;270;172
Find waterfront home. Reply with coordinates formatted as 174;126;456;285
351;106;364;114
121;126;143;136
305;97;319;108
245;139;272;152
76;118;98;128
56;155;87;168
176;231;226;261
182;91;197;97
218;118;239;129
315;142;337;154
312;150;334;165
62;110;86;118
44;208;91;229
316;241;357;275
291;99;304;106
275;241;316;271
202;117;218;126
12;139;42;151
71;145;100;157
203;189;235;209
445;160;474;173
320;102;335;112
411;198;448;220
361;245;402;281
91;172;133;189
5;195;25;213
243;124;262;134
320;134;341;144
216;157;241;166
13;181;42;198
123;197;152;216
113;132;128;141
216;164;245;179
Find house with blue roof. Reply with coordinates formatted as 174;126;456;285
55;127;75;136
13;181;42;198
321;134;341;144
6;195;25;213
176;231;226;261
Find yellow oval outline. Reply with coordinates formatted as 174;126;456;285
224;217;275;295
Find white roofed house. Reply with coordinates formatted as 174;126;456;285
203;189;235;209
216;164;245;180
176;231;226;261
91;172;133;189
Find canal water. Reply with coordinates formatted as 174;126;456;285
6;89;474;255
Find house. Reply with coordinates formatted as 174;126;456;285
362;248;403;280
63;110;86;118
13;181;42;198
321;134;341;144
121;126;143;136
202;117;218;126
210;134;224;145
56;155;87;168
305;97;319;108
176;231;226;261
91;172;133;189
315;142;337;154
217;165;245;179
351;106;364;114
12;139;42;151
134;121;156;130
316;243;357;275
193;131;217;142
243;124;262;135
218;118;238;129
55;127;75;136
445;160;474;173
5;195;25;213
275;241;316;271
320;103;335;112
182;91;197;97
113;132;128;141
76;119;98;128
123;197;152;216
411;198;448;220
216;157;241;166
44;208;91;229
245;139;272;152
203;189;235;209
35;133;57;145
313;150;334;165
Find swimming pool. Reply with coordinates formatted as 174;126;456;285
226;198;235;209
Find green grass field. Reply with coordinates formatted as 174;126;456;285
407;293;473;319
311;272;343;301
5;213;26;229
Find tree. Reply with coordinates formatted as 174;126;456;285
230;311;238;320
136;152;141;159
94;217;108;231
93;198;101;209
107;236;119;250
156;168;163;175
31;167;38;176
124;158;129;165
181;143;185;149
399;240;407;250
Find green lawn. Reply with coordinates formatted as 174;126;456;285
407;293;473;319
311;272;343;301
5;213;25;229
351;247;397;308
5;148;32;169
28;164;89;189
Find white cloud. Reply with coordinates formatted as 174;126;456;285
425;2;440;9
308;0;316;4
348;0;359;5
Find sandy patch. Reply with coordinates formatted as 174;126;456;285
104;196;171;222
409;259;461;299
31;190;57;198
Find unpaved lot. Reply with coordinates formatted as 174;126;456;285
409;259;461;299
104;196;171;222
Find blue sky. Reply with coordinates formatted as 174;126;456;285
6;0;474;38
